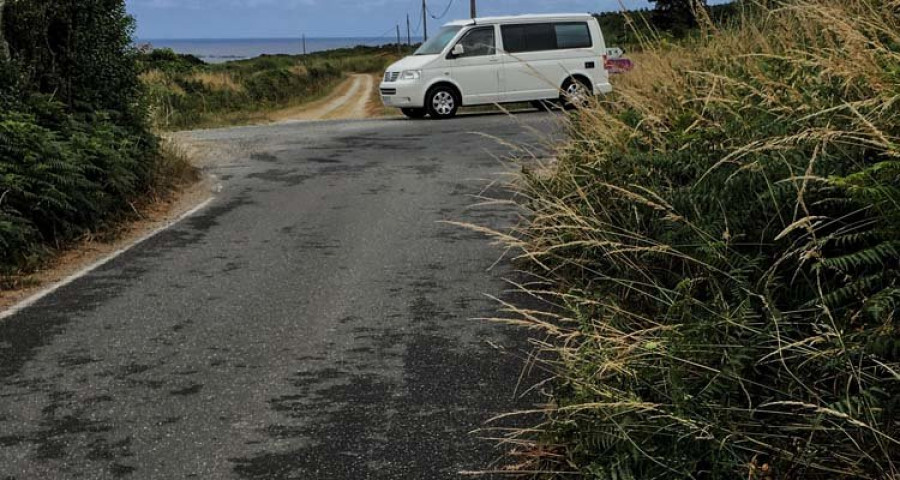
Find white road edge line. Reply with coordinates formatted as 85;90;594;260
0;197;216;322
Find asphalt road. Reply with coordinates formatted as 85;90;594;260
0;112;561;479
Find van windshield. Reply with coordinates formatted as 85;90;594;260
415;26;463;55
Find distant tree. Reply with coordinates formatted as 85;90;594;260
649;0;708;35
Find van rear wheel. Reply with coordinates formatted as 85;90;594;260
426;86;460;120
401;108;427;119
561;78;592;110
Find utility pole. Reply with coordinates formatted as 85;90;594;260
406;14;411;46
396;24;401;54
470;0;477;18
422;0;428;42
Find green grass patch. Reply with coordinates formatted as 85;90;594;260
139;45;410;130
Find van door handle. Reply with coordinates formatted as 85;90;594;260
489;58;500;63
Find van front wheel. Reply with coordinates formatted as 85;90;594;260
401;108;427;119
426;86;459;119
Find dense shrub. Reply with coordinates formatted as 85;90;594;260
496;0;900;478
0;0;184;277
136;48;204;74
0;58;18;110
4;0;144;126
594;3;739;48
0;103;159;272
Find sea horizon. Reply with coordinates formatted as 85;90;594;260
138;36;422;63
137;36;410;41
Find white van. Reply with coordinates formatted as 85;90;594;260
380;13;612;119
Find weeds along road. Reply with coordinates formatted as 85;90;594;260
0;112;562;479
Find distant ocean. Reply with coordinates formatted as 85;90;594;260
137;37;422;63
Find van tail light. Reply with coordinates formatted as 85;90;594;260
602;54;609;69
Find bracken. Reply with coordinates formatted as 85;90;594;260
488;1;900;478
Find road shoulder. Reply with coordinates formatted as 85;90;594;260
0;170;215;317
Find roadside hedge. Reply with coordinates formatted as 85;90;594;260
0;0;173;279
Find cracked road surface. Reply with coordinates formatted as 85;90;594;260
0;113;560;479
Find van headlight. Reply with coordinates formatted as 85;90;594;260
400;70;422;81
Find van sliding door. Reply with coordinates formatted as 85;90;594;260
499;22;596;103
499;23;560;102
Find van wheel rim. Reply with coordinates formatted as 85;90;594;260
432;91;455;115
566;83;588;105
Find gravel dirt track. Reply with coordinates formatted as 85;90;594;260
272;74;378;123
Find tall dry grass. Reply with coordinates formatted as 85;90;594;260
188;71;244;92
488;1;900;478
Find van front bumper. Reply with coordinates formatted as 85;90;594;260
379;82;426;109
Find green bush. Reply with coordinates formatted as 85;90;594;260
0;104;158;272
0;60;19;110
4;0;144;127
0;0;185;278
594;3;739;49
498;1;900;478
136;48;204;73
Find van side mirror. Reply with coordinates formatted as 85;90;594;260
451;44;465;57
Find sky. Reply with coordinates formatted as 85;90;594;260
127;0;659;39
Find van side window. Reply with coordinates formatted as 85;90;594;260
555;23;592;49
501;24;556;53
456;27;496;57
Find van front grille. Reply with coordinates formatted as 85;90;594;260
383;71;400;83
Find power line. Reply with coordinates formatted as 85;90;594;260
427;0;455;19
410;4;424;35
374;25;399;39
366;0;430;48
402;0;419;19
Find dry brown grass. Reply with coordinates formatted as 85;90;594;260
478;1;900;478
289;64;308;76
188;71;243;92
140;69;185;95
366;74;401;118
